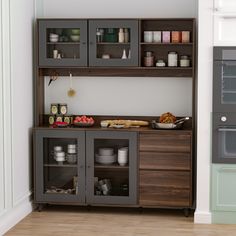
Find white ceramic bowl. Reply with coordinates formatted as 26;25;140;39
54;146;62;152
70;35;80;42
99;148;114;156
95;154;116;164
68;148;77;154
68;144;76;149
50;37;59;42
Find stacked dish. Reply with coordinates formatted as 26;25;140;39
95;148;116;165
49;33;59;42
70;29;80;42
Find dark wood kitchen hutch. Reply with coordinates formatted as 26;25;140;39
34;18;196;216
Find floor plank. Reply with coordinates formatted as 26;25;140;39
5;206;236;236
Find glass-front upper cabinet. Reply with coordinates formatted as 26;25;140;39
34;129;85;203
89;20;139;67
38;20;87;67
86;131;138;205
213;47;236;112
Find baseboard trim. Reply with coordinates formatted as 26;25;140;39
0;195;33;235
194;211;212;224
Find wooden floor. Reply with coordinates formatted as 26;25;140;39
5;206;236;236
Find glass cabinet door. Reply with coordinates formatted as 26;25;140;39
86;131;137;205
89;20;139;67
34;129;85;203
38;20;87;67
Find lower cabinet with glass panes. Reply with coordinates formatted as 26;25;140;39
34;128;138;208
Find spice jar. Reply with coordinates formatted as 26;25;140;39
162;31;170;43
48;115;55;125
50;103;59;115
168;52;178;67
143;51;154;67
56;115;63;122
63;115;72;124
156;60;166;67
180;55;190;67
59;103;67;115
144;31;153;43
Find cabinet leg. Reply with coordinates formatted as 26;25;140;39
37;204;44;212
183;208;190;217
139;207;143;214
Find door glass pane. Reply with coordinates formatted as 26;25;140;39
43;137;78;195
222;62;236;104
47;28;81;59
93;138;129;197
96;28;131;59
220;130;236;158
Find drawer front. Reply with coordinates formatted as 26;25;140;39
139;186;190;206
139;133;191;152
140;152;191;170
140;170;190;189
139;170;191;206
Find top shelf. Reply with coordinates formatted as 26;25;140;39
140;42;193;45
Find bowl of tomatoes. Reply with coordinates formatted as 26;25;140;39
73;115;94;127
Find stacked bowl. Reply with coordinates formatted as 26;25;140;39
95;148;116;165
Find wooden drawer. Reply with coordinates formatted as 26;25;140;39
139;133;191;152
139;170;191;206
140;152;191;171
139;186;190;206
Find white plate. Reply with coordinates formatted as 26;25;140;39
95;154;117;164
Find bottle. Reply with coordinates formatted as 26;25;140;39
121;49;127;59
118;28;125;43
128;49;131;59
96;29;102;43
124;28;129;43
168;52;178;67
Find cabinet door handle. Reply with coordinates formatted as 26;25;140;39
89;42;93;45
218;128;236;132
87;165;91;169
82;42;86;45
80;165;84;169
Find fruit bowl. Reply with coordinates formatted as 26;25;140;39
74;122;94;127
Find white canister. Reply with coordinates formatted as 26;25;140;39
153;31;162;43
53;50;58;59
118;147;128;166
55;151;65;163
168;52;178;67
68;148;77;154
144;31;153;43
180;56;190;67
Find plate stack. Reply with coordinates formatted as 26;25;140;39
95;148;116;165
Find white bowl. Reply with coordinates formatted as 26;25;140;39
70;35;80;42
99;148;114;156
68;144;76;149
50;37;59;42
95;154;116;164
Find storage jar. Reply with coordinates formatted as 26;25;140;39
180;55;190;67
168;52;178;67
153;31;162;43
50;103;59;115
171;31;181;43
182;31;190;43
144;31;153;43
143;51;154;67
162;31;170;43
59;103;67;115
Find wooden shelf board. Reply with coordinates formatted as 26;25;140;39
95;164;129;169
140;42;193;45
44;164;77;168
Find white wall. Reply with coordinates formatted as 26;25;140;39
0;0;34;234
39;0;196;117
194;0;213;224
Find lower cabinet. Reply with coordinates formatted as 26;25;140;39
212;164;236;211
34;129;138;206
139;132;192;208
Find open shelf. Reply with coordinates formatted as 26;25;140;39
140;42;193;45
47;42;80;45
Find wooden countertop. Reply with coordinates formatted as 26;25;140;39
33;125;192;134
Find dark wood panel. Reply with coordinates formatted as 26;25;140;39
139;170;191;206
140;152;191;170
140;170;190;189
40;67;193;77
139;186;190;207
139;133;191;152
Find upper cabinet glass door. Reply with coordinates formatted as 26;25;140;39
89;20;139;67
38;20;87;67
